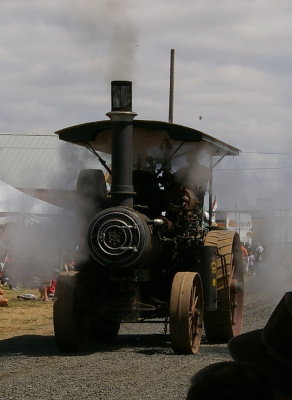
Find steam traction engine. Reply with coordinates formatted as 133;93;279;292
53;81;244;354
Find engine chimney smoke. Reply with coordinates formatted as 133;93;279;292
107;81;137;207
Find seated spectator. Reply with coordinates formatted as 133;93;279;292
0;288;8;306
186;361;274;400
39;277;57;301
63;257;76;272
228;292;292;400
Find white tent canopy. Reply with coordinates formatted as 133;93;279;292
0;180;73;222
0;180;77;286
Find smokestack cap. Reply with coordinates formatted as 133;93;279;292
111;81;132;112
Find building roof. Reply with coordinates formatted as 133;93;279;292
0;133;103;190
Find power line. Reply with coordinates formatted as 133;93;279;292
0;146;82;150
1;134;292;160
0;133;56;137
242;151;292;155
215;166;292;171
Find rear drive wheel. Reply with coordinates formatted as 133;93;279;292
170;271;204;354
204;230;244;343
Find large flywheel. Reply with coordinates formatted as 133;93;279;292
169;271;204;354
203;230;244;343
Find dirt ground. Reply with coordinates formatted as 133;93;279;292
0;286;54;339
1;269;291;400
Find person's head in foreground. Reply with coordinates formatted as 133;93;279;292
228;291;292;400
186;360;274;400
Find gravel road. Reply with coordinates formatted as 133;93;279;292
1;263;291;400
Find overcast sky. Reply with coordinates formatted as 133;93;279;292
0;0;292;210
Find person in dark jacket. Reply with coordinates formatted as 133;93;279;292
186;361;274;400
228;292;292;399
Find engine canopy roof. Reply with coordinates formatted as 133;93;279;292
56;119;240;158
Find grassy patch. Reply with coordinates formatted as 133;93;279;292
0;286;54;339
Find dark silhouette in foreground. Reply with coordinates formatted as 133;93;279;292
229;291;292;400
186;361;274;400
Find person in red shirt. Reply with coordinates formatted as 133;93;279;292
39;276;57;301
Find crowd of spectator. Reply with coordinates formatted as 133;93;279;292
241;241;264;276
0;222;77;301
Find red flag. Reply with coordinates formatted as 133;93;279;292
212;196;218;211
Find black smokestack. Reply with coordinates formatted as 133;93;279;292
111;80;132;111
107;81;137;207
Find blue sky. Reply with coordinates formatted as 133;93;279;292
0;0;292;209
